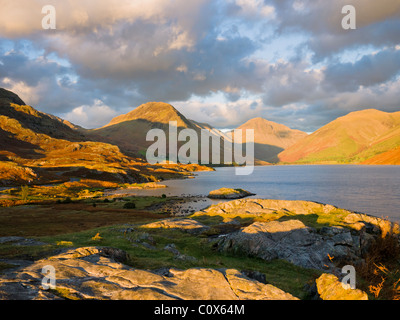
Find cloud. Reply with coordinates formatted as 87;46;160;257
0;0;399;133
324;48;400;92
1;77;40;105
62;99;118;129
268;0;400;61
173;95;264;128
226;0;275;19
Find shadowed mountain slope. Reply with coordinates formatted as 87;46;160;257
0;89;209;186
229;117;308;163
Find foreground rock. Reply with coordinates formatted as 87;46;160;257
202;198;341;216
141;218;209;235
218;219;360;270
0;247;297;300
207;199;399;271
208;188;255;199
316;274;368;300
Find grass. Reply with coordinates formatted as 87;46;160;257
0;192;321;299
37;224;319;299
0;262;15;272
190;207;353;231
0;242;57;261
98;196;169;211
1;187;398;300
0;200;168;237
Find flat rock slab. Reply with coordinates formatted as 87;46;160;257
0;247;298;300
141;218;209;234
202;198;340;216
207;188;255;199
0;237;47;246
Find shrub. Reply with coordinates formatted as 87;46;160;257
161;194;167;199
91;233;102;241
63;197;72;203
356;221;400;299
123;202;136;209
20;185;29;201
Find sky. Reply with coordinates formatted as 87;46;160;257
0;0;399;132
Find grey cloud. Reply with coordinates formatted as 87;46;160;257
324;48;400;92
257;59;322;107
267;0;400;61
0;0;399;132
0;49;69;87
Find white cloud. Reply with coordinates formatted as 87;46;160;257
172;94;263;128
1;77;40;105
1;0;400;133
232;0;275;18
63;99;118;128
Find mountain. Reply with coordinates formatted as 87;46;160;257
229;117;308;163
92;102;230;163
105;102;193;128
2;86;398;187
278;109;400;164
0;89;209;187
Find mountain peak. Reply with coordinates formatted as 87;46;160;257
0;88;26;106
105;102;191;128
228;116;308;163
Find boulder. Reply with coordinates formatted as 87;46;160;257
0;247;298;300
207;188;255;199
202;198;341;216
218;219;361;270
141;218;209;235
316;273;368;300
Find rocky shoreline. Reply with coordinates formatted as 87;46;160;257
0;197;398;300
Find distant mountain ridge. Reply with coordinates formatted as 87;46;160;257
91;102;230;161
278;109;400;165
1;87;399;188
0;89;209;187
230;117;308;163
93;102;309;164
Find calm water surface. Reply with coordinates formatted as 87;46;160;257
111;165;400;222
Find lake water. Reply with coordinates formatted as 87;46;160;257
110;165;400;223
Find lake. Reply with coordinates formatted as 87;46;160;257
110;165;400;223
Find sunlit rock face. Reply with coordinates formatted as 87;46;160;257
0;247;298;300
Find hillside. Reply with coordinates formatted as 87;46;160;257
278;109;400;164
92;102;229;163
0;89;209;187
230;117;308;163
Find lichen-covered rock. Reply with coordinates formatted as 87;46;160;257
0;247;298;300
141;218;209;234
201;198;399;271
207;188;255;199
316;273;368;300
218;219;361;270
203;198;340;216
224;269;297;300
